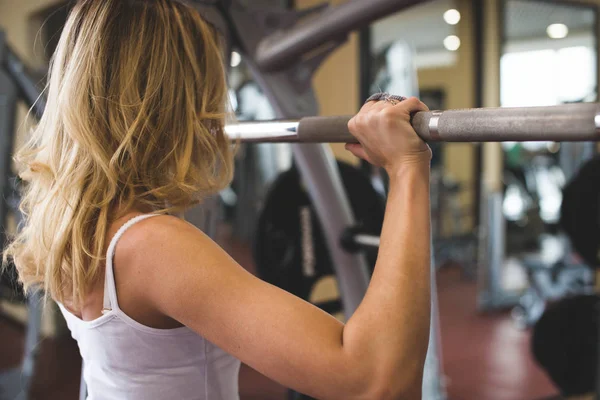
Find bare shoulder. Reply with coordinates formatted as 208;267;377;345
115;214;219;266
111;213;238;313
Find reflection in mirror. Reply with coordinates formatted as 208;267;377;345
498;0;597;330
502;1;597;107
365;0;479;277
368;0;461;169
370;0;460;79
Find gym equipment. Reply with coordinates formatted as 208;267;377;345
502;167;545;254
225;103;600;143
561;156;600;267
255;161;385;314
255;0;435;72
0;32;43;400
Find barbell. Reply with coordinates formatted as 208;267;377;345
225;103;600;143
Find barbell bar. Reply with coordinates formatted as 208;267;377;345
225;103;600;143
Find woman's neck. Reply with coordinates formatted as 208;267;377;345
112;201;156;220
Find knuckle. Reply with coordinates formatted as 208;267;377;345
348;118;355;132
356;114;367;127
380;110;398;128
380;106;397;119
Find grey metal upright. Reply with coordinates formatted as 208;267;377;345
0;32;17;254
477;190;521;310
423;252;445;399
225;1;445;397
227;0;375;317
292;144;371;315
0;31;27;400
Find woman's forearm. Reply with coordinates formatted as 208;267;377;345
343;161;431;397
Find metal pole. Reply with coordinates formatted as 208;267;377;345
255;0;429;72
0;32;18;260
4;46;45;118
423;244;445;400
225;103;600;143
292;144;371;318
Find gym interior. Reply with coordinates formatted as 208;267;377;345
1;0;600;399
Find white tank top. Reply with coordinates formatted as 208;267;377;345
58;214;241;400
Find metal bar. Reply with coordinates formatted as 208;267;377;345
292;144;371;319
4;46;45;118
225;121;299;142
423;243;446;399
353;234;381;248
255;0;428;72
79;361;87;400
225;103;600;143
0;34;18;265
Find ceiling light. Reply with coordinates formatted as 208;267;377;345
547;23;568;39
443;9;461;25
230;51;242;68
443;35;461;51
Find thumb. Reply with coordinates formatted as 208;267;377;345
345;143;372;163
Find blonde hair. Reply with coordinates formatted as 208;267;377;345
4;0;233;307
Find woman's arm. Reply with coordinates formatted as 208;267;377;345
342;162;431;399
134;97;432;400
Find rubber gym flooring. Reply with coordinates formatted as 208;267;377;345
0;224;559;400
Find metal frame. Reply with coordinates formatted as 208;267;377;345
219;2;445;398
0;31;43;400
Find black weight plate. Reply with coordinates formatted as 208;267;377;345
254;161;385;307
561;156;600;267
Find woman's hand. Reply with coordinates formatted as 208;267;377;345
346;96;431;174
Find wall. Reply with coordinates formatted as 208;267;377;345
418;0;476;231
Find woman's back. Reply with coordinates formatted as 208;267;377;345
59;214;240;400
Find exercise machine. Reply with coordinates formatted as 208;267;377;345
0;31;44;400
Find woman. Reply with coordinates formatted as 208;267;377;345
5;0;432;399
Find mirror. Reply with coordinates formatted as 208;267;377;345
499;0;597;322
363;0;478;273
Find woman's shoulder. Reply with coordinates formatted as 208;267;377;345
112;213;201;250
111;212;215;270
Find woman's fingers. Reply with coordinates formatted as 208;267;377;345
345;143;372;163
396;96;429;113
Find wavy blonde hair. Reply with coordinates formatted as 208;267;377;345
4;0;233;307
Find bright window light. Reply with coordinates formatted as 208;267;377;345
230;51;242;68
443;9;461;25
443;35;461;51
547;23;569;39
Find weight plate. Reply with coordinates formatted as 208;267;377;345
254;161;385;313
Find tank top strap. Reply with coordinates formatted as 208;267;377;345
102;214;160;314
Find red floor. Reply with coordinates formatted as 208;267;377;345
0;227;559;400
437;266;557;400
